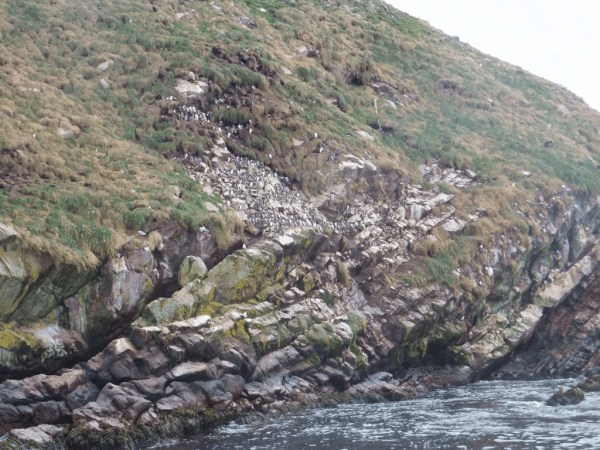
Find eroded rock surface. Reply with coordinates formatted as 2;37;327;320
2;142;600;449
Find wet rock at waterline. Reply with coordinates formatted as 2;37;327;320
577;376;600;392
546;387;585;406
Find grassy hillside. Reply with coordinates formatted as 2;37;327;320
1;0;599;270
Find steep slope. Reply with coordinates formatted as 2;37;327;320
2;0;600;266
1;0;600;448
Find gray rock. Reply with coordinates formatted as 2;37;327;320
58;128;76;139
214;359;240;377
556;103;570;117
38;424;64;437
166;381;207;405
166;362;217;382
178;256;208;286
139;409;160;425
41;369;87;399
464;169;477;179
546;387;585;406
220;374;246;400
72;401;121;424
32;401;70;425
0;379;48;405
156;395;189;413
0;403;20;423
369;372;393;382
167;345;186;362
65;382;100;411
123;376;167;402
175;333;207;358
122;396;153;422
0;222;19;244
10;426;54;445
96;59;113;71
253;346;301;380
193;380;232;407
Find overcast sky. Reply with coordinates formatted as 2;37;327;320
389;0;600;112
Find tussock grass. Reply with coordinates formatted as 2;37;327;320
0;0;599;271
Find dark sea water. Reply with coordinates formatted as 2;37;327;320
154;379;600;450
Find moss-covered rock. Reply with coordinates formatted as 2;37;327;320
0;320;88;378
0;239;98;328
0;240;163;379
178;256;208;287
142;279;218;325
546;387;585;406
205;242;284;304
577;376;600;392
298;323;344;359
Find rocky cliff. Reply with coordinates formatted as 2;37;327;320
2;141;600;448
2;0;600;447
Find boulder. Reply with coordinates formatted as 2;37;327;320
58;128;76;139
93;383;152;422
166;362;217;382
178;256;208;287
96;59;113;71
175;79;209;99
577;376;600;392
142;279;216;325
0;321;89;381
0;403;21;424
369;372;393;382
82;247;155;345
174;333;207;358
72;401;121;425
193;380;232;408
165;381;207;405
32;400;70;425
123;376;167;402
220;374;246;400
2;255;95;325
205;241;284;304
546;387;585;406
0;239;163;379
356;130;375;141
556;103;570;117
10;425;63;445
156;395;190;413
65;382;101;411
253;346;301;380
0;222;19;243
42;369;87;399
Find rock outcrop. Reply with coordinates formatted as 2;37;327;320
2;143;600;449
546;387;585;406
0;221;234;379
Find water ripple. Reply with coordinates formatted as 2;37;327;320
157;379;600;450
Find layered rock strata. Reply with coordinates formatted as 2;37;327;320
2;146;600;448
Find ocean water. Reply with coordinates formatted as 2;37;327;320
154;379;600;450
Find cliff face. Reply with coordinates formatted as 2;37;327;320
2;0;600;446
0;217;236;379
493;256;600;380
1;143;600;446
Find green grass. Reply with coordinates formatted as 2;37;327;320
0;0;599;270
